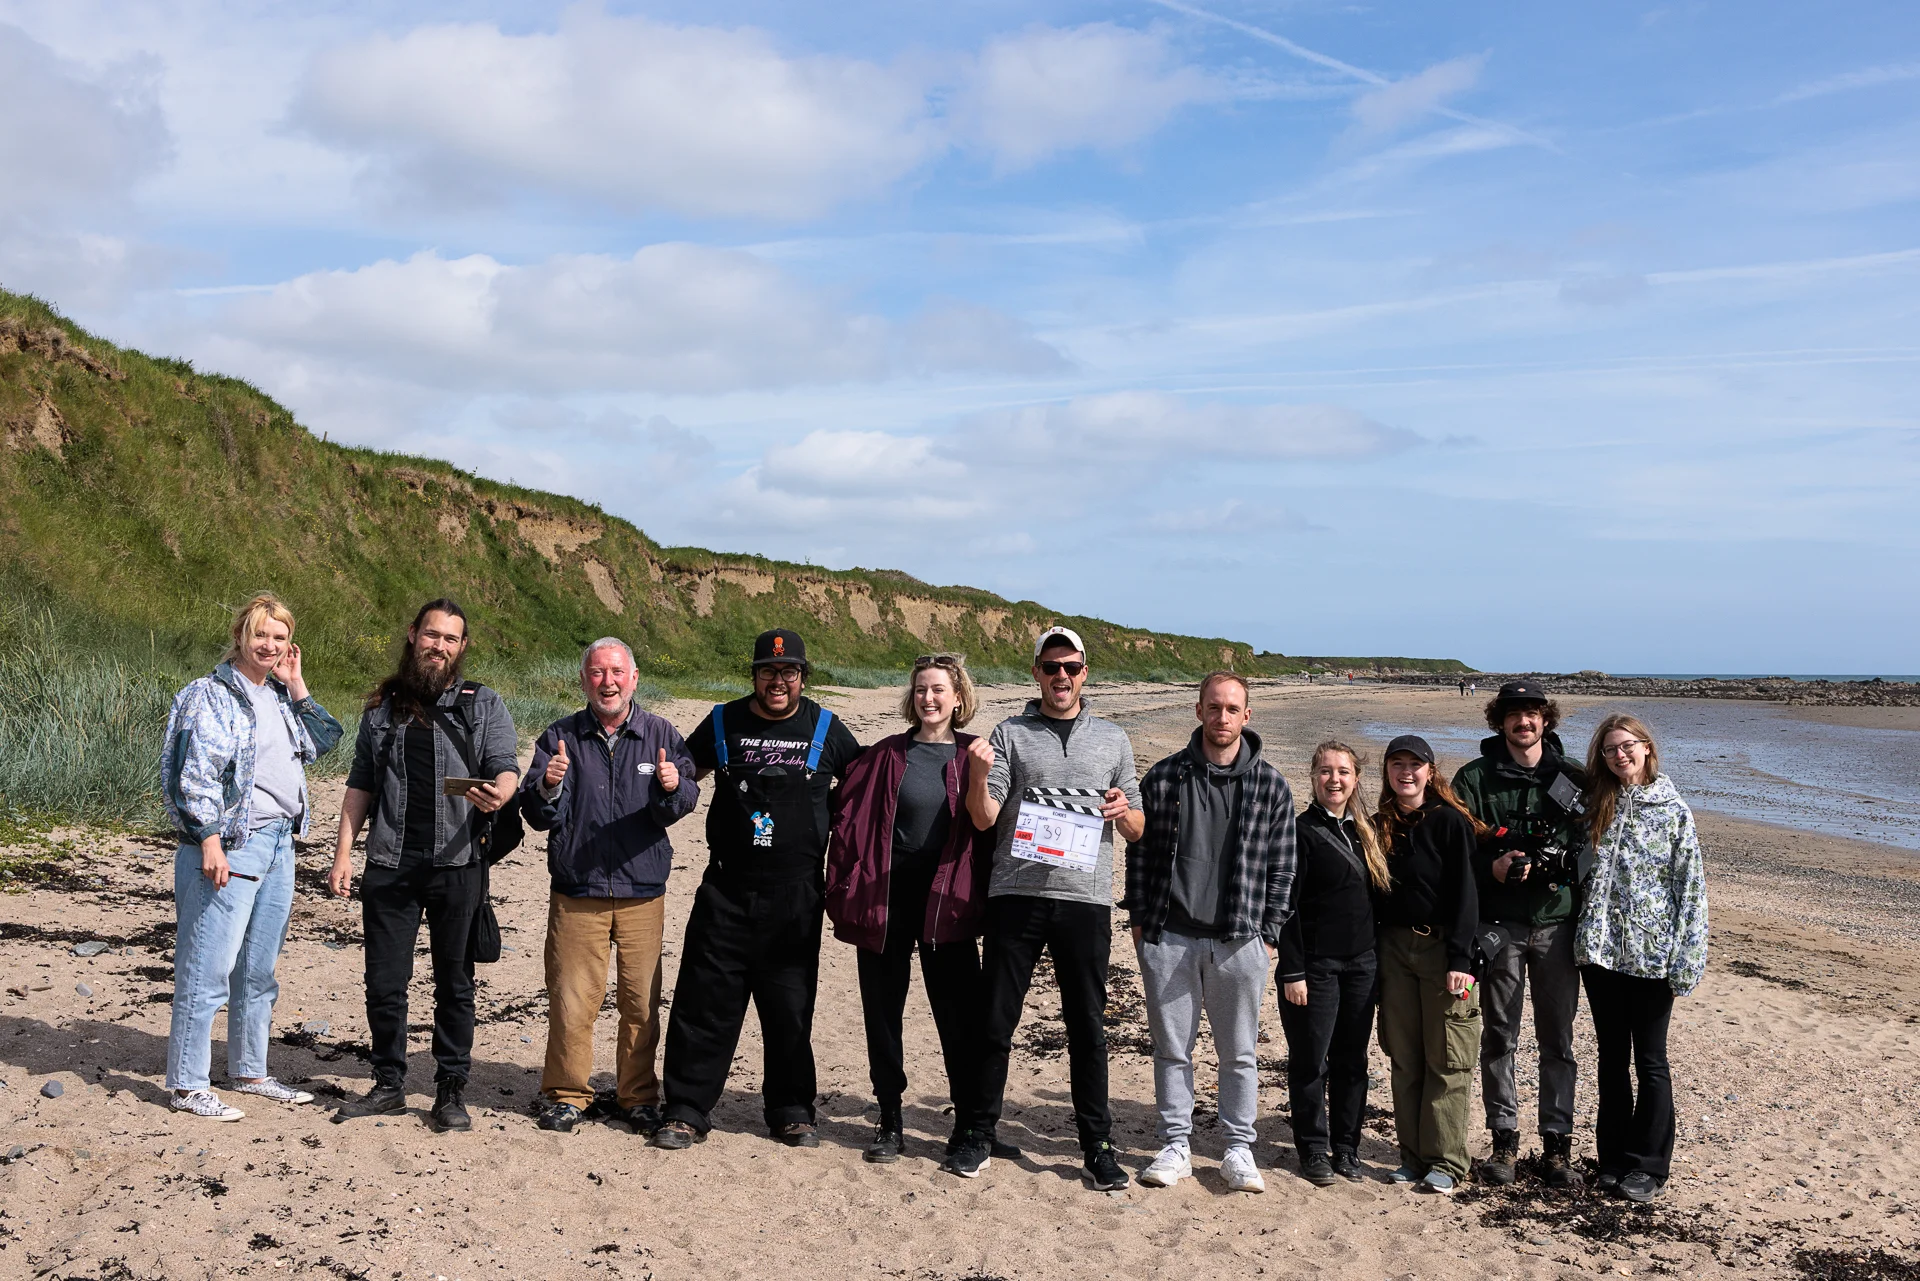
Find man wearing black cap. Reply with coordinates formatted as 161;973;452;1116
653;628;863;1150
1452;679;1589;1188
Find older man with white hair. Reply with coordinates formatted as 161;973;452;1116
518;638;699;1135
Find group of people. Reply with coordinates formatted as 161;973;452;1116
159;594;1709;1205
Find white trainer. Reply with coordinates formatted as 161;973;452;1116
171;1090;245;1121
1138;1143;1192;1188
1222;1145;1266;1193
232;1078;315;1105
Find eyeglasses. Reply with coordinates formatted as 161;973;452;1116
1038;660;1086;676
756;666;804;684
1600;740;1647;758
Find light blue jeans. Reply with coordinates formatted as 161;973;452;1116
166;818;297;1091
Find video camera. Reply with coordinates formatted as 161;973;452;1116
1486;818;1578;884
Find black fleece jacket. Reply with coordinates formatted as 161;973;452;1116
1373;801;1480;972
1275;803;1376;981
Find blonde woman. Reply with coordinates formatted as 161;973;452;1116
1277;741;1392;1185
1577;714;1708;1203
826;654;994;1164
159;593;343;1119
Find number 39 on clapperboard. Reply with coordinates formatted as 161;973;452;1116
1009;788;1108;874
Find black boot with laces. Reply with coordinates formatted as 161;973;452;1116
431;1078;471;1133
864;1104;904;1164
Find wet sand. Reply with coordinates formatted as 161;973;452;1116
3;680;1917;1280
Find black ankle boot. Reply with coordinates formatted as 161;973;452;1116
865;1105;903;1164
1542;1132;1582;1188
431;1079;471;1133
1480;1129;1519;1185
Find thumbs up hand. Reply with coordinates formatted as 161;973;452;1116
656;747;680;794
544;738;571;789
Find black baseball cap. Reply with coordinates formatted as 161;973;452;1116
752;628;809;669
1384;734;1436;765
1495;679;1549;704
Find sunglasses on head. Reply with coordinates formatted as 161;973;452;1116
1038;660;1086;676
913;653;964;670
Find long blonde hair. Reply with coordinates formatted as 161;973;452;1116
222;592;295;665
1311;740;1391;890
1583;713;1661;845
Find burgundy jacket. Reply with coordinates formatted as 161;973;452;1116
826;731;994;951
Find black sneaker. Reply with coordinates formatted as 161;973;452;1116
944;1130;991;1179
1596;1169;1623;1195
864;1125;904;1164
1479;1129;1519;1185
623;1104;661;1137
1617;1171;1663;1203
430;1080;470;1133
537;1101;582;1133
651;1120;705;1150
1299;1152;1338;1187
332;1082;406;1122
1329;1150;1364;1183
1542;1132;1584;1189
772;1122;820;1148
1082;1141;1130;1191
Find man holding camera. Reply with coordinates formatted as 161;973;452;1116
1452;679;1589;1188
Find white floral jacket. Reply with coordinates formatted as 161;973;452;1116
1574;773;1709;996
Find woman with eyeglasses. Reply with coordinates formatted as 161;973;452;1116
827;654;995;1164
1575;714;1708;1204
1370;734;1482;1194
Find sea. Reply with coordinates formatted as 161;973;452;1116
1365;698;1920;853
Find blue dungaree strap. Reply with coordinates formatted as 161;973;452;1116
710;704;729;769
805;709;834;773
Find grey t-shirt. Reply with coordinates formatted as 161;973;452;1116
984;698;1143;907
893;739;956;873
244;677;304;828
1166;742;1246;938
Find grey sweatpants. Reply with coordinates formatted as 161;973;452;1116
1136;931;1269;1149
1479;919;1580;1135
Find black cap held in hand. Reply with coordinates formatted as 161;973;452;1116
1384;733;1436;765
1496;679;1549;703
752;628;809;668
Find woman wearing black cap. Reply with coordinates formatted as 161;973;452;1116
1372;734;1483;1193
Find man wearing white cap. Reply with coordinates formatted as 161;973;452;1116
953;626;1145;1189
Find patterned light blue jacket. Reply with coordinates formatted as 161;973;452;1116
1574;773;1709;996
160;662;344;843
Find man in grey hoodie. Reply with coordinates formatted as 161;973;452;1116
956;626;1144;1189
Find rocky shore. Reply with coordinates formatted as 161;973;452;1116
1379;672;1920;707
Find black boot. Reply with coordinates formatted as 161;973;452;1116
332;1081;407;1122
431;1078;471;1133
864;1104;904;1164
1542;1132;1583;1189
1479;1129;1520;1185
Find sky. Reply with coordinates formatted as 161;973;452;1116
2;1;1917;674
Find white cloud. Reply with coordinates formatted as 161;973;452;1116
954;23;1218;171
1776;62;1920;105
1348;53;1488;140
0;22;169;217
963;392;1415;460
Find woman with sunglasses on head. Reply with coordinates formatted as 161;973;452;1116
1576;715;1707;1204
827;654;996;1164
1371;734;1483;1194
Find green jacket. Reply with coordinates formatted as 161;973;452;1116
1451;732;1589;927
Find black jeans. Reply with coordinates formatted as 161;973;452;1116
978;895;1111;1150
361;857;484;1087
1278;948;1379;1159
855;868;987;1132
661;874;823;1134
1582;965;1676;1180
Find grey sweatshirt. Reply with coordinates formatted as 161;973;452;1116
984;697;1144;906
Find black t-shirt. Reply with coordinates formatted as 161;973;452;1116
402;720;436;858
686;696;862;877
892;739;956;875
1042;712;1077;751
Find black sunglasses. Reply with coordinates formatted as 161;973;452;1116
1038;660;1086;676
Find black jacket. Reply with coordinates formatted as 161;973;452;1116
1373;802;1480;972
1276;803;1376;980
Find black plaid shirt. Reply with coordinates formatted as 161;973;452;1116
1122;742;1297;945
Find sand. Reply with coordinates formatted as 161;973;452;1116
3;679;1918;1281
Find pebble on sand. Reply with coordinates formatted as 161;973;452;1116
41;1080;63;1098
302;1018;330;1035
75;982;94;997
72;941;110;957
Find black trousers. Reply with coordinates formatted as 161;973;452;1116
661;875;823;1133
361;857;483;1087
855;867;988;1132
978;895;1111;1150
1278;948;1379;1159
1582;965;1677;1180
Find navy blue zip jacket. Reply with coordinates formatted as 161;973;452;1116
519;705;699;899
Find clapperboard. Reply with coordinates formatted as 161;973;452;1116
1009;787;1107;873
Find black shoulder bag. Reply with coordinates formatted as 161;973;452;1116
430;681;522;964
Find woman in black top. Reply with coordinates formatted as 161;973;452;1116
1277;741;1392;1185
1371;734;1482;1194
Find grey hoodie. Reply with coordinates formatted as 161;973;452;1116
1167;727;1262;937
984;697;1144;907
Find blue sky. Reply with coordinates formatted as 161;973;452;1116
3;2;1916;673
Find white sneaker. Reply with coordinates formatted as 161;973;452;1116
171;1090;245;1121
1138;1143;1192;1188
1222;1145;1266;1193
232;1078;315;1105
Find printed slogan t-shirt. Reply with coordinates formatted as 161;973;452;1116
686;695;862;881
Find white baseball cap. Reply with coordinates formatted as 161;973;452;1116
1033;625;1086;660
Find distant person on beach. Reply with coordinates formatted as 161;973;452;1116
825;653;994;1164
1576;714;1708;1204
160;593;343;1121
960;626;1144;1189
654;629;862;1151
1124;673;1296;1194
517;638;698;1137
1372;735;1481;1194
1459;679;1467;697
1277;741;1391;1186
1452;679;1590;1188
329;599;521;1133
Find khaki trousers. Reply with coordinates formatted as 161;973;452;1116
542;892;666;1110
1376;925;1481;1180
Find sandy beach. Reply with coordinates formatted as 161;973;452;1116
4;679;1918;1281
